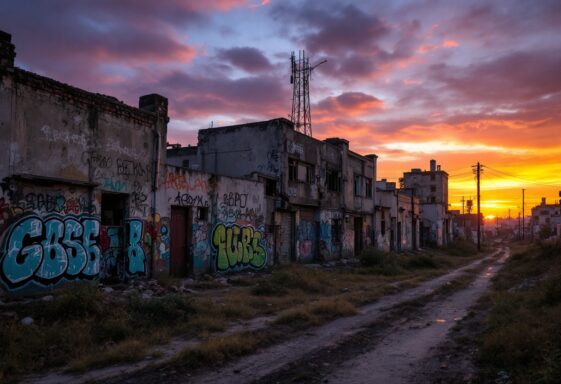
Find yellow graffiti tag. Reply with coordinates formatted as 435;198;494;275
212;223;266;271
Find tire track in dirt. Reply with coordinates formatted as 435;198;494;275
257;246;509;384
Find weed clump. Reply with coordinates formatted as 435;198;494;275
478;242;561;384
405;255;438;270
359;247;386;266
273;298;357;329
173;332;271;368
250;265;332;296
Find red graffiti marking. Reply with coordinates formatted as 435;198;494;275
162;172;208;192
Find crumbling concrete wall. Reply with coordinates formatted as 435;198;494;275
0;32;168;294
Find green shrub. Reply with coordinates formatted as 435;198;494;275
405;255;438;269
359;247;386;267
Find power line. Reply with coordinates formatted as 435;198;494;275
483;165;561;187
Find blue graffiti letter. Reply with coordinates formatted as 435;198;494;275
63;219;87;276
37;219;67;280
2;217;43;285
126;219;145;275
82;219;101;277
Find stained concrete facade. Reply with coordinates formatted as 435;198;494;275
401;160;451;247
168;118;378;262
0;31;169;293
375;180;420;252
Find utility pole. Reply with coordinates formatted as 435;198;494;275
461;196;465;214
518;211;521;240
473;162;482;252
522;189;525;240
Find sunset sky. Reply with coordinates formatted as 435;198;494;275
1;0;560;217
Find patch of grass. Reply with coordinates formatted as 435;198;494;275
478;242;561;384
359;247;386;266
273;298;357;329
172;331;273;369
357;247;448;276
67;339;151;372
250;265;334;296
442;240;478;257
127;294;195;328
405;255;438;270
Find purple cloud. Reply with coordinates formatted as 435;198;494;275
216;47;273;72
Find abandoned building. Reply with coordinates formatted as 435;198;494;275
401;160;452;247
375;179;420;252
167;118;378;263
0;31;169;293
531;197;561;238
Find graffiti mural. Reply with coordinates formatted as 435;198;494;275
296;219;316;262
125;219;145;275
318;210;342;259
173;192;209;207
99;226;122;280
212;223;267;271
218;192;263;225
193;222;210;273
162;172;208;192
159;223;170;262
0;214;101;289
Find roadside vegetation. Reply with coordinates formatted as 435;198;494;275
478;240;561;384
0;240;483;382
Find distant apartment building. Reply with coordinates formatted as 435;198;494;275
401;160;451;247
167;118;378;262
531;197;561;238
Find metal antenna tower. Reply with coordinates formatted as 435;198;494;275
290;51;326;136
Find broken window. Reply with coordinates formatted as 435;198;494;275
197;207;208;221
354;175;363;197
265;178;276;196
326;168;341;192
101;193;126;226
289;159;297;181
332;219;342;243
297;163;312;183
365;178;372;198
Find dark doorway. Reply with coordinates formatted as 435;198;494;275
412;219;417;250
390;218;396;251
354;217;363;256
170;207;192;277
100;193;127;280
397;222;402;252
101;193;126;226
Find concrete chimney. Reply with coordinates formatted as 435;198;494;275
139;94;169;119
542;197;546;205
430;159;436;172
0;30;16;69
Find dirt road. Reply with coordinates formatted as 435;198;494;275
102;246;507;384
